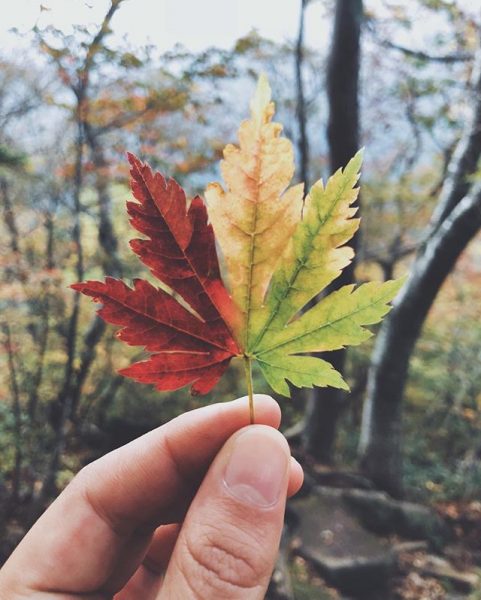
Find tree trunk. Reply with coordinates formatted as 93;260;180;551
68;125;124;421
3;323;22;505
326;0;363;174
84;123;123;277
41;116;85;502
302;0;363;462
0;177;19;254
295;0;309;187
359;186;481;496
358;42;481;496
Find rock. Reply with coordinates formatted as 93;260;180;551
412;554;479;593
312;470;374;491
393;540;429;554
342;488;449;548
290;488;395;595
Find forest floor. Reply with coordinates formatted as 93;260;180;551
282;467;481;600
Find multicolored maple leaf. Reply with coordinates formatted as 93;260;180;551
73;75;403;419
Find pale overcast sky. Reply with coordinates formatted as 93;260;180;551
0;0;326;52
0;1;477;60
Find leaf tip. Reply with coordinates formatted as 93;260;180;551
345;149;364;179
70;282;81;292
388;274;408;300
250;72;273;126
126;152;143;173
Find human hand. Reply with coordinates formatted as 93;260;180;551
0;395;303;599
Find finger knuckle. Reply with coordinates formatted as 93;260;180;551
73;460;98;487
180;522;267;596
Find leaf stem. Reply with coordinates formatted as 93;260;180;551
243;355;255;424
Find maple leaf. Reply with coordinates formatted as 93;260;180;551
72;155;239;395
73;75;404;420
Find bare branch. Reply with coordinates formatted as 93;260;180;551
79;0;125;95
92;106;152;137
378;39;473;64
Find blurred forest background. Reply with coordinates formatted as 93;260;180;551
1;0;481;598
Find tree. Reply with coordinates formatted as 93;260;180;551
359;39;481;497
295;0;310;187
35;0;126;502
302;0;363;462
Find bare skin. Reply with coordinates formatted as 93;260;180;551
0;395;303;599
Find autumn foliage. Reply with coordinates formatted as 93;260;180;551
74;76;402;399
72;154;239;395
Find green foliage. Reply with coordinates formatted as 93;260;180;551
257;279;403;395
402;302;481;501
253;152;362;340
0;146;26;168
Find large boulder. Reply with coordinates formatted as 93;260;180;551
342;488;449;549
290;488;395;595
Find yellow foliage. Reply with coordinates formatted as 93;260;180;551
205;75;303;345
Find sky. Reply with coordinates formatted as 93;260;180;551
2;0;479;60
0;0;327;53
1;0;477;60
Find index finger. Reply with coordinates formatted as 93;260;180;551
83;393;282;529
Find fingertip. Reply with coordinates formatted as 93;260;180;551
254;394;282;429
233;394;281;429
287;456;304;498
143;523;181;574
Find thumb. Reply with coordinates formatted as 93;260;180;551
160;425;290;599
